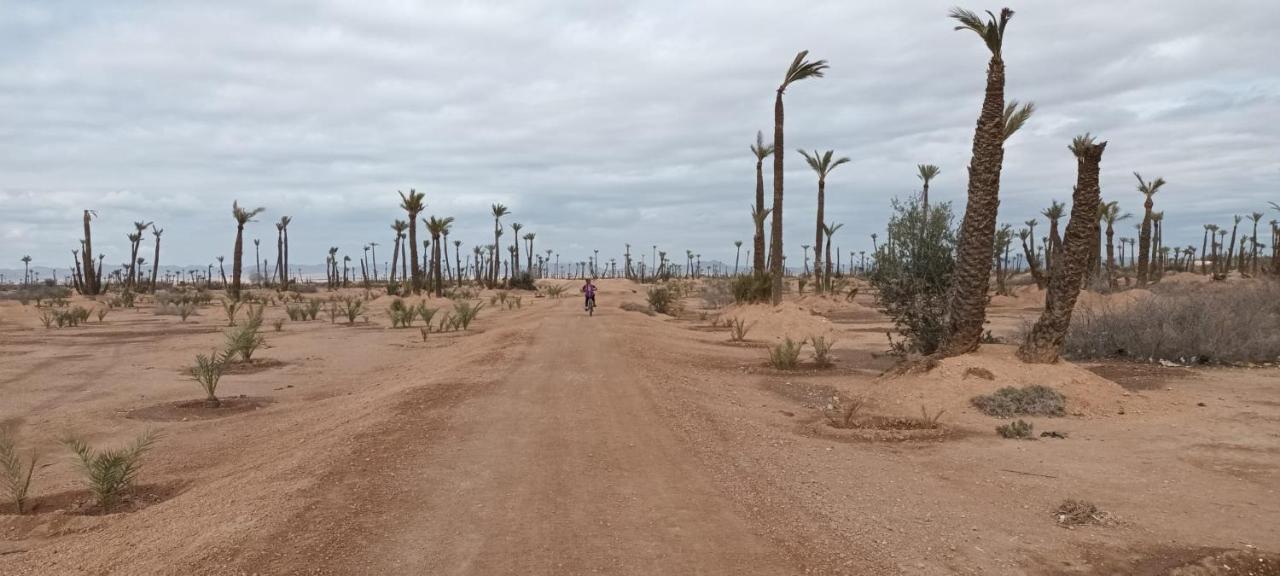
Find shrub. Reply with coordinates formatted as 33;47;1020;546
541;283;569;299
919;405;947;429
996;419;1034;439
509;273;536;291
225;321;265;362
305;300;321;320
62;429;159;511
732;273;772;304
415;302;439;326
419;327;429;342
822;395;864;428
646;286;681;316
271;318;285;332
387;298;415;328
971;385;1065;418
868;196;955;354
38;309;55;328
335;296;365;324
810;335;835;367
768;337;804;370
178;302;196;322
96;307;109;323
1064;282;1280;364
700;279;734;309
452;300;484;330
1055;499;1107;526
1;427;38;514
190;351;227;406
729;318;754;342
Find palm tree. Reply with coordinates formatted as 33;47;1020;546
80;210;100;294
1224;214;1242;275
425;216;455;297
1249;212;1264;274
1200;224;1213;274
20;255;31;285
455;240;465;286
150;227;164;291
1133;173;1166;285
1041;201;1065;272
524;233;536;275
510;222;523;278
822;222;843;292
1019;134;1107;363
253;238;261;286
733;240;743;276
1019;223;1044;289
799;149;850;292
231;202;265;300
399;190;426;292
770;50;828;305
917;164;941;214
369;242;379;283
941;7;1029;357
1100;201;1130;289
127;221;152;289
125;232;142;289
389;220;407;285
276;216;293;289
750;131;775;275
490;204;509;287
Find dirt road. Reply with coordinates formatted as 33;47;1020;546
238;299;800;575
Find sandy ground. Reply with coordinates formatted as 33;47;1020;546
1;279;1278;575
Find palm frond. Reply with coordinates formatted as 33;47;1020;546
780;50;828;92
917;164;941;183
751;130;775;159
1002;100;1036;142
949;7;1014;55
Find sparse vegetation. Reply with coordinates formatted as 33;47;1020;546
190;351;227;406
822;395;864;428
452;300;484;330
809;335;835;367
729;318;754;342
996;419;1034;439
731;273;772;304
1054;499;1107;526
971;385;1065;418
221;298;241;326
768;337;804;370
699;278;734;309
869;196;955;355
646;285;682;316
919;405;947;429
1;427;38;514
271;318;285;332
62;429;160;511
224;318;266;362
620;302;655;316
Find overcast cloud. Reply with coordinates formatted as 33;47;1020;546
3;0;1279;274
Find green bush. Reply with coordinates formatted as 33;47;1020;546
732;273;772;304
63;430;159;511
971;385;1065;417
868;196;955;354
225;320;265;362
809;335;835;367
768;337;804;370
509;273;536;291
190;351;227;406
646;286;681;316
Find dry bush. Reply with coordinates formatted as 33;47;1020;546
1065;282;1280;364
919;405;947;429
620;302;655;316
646;286;682;316
62;430;159;511
1054;499;1107;526
971;385;1065;418
732;273;772;304
540;283;570;299
822;395;865;428
769;337;804;370
729;318;754;342
271;318;285;332
1;426;38;514
221;299;241;326
809;335;835;367
699;279;734;309
96;307;109;323
996;419;1034;439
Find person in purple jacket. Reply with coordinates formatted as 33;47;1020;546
581;278;597;311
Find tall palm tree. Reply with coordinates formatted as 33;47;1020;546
1225;214;1241;275
80;210;100;294
510;222;523;277
1249;212;1264;274
274;219;286;287
822;222;843;292
276;216;293;289
1100;201;1130;289
733;240;743;276
399;190;426;292
490;204;509;287
369;242;379;283
799;149;850;292
1133;173;1166;284
231;202;265;300
20;255;31;285
917;164;941;214
125;232;142;289
253;238;261;286
941;7;1030;357
1040;201;1065;272
425;216;455;297
1019;135;1107;363
1200;224;1213;274
389;220;407;285
1152;211;1166;277
751;131;775;275
150;227;164;291
770;50;828;305
455;240;464;286
524;233;536;275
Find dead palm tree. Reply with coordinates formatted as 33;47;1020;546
941;7;1030;357
1249;212;1264;274
389;220;407;285
751;131;775;275
150;227;163;291
1133;173;1166;284
917;164;941;214
490;204;509;287
1019;222;1044;289
770;50;828;304
799;149;850;292
231;202;265;300
399;190;426;292
1019;135;1107;363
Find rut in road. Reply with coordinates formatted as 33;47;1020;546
283;300;800;575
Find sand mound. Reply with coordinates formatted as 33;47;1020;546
865;345;1126;421
1077;287;1153;309
792;293;873;316
717;302;835;343
988;284;1045;309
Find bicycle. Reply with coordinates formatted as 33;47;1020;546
585;296;596;316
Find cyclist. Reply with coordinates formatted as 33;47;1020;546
581;278;597;312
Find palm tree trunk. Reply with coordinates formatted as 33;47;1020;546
81;210;98;294
433;236;444;297
283;226;291;289
1200;230;1209;274
754;159;767;274
1021;238;1045;289
408;218;421;292
276;230;284;289
769;91;786;304
814;177;825;292
231;225;245;300
1106;225;1116;289
940;54;1007;357
1019;141;1106;363
1137;203;1153;285
150;236;161;291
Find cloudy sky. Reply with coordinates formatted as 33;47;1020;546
3;0;1279;275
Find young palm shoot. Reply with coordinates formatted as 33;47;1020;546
191;351;228;407
62;429;160;511
1;427;38;514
